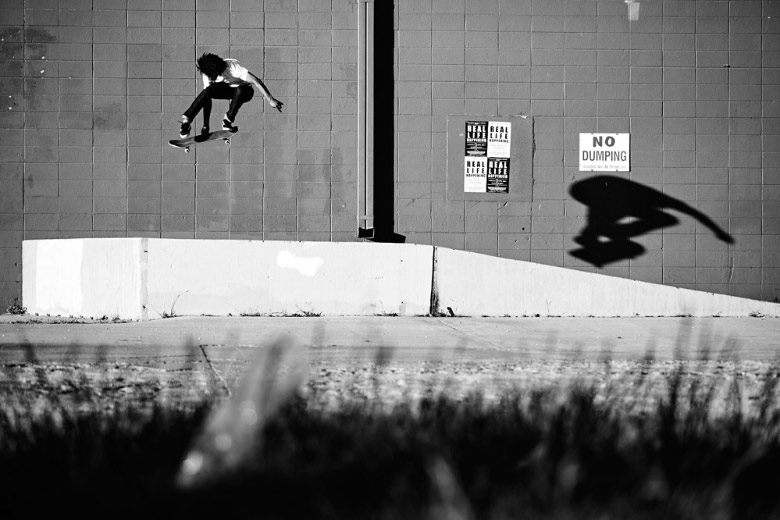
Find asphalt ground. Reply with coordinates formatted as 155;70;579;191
1;315;779;362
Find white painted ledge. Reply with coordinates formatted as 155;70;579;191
21;239;780;320
22;238;147;321
433;247;780;318
146;239;433;318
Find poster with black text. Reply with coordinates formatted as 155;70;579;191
487;121;511;158
464;157;487;193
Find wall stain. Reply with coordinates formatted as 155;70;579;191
0;43;23;60
23;27;57;43
93;112;124;131
25;43;49;60
18;28;57;114
346;81;357;99
0;28;23;42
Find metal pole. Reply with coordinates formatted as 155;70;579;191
357;0;374;238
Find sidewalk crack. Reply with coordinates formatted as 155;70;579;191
199;344;231;397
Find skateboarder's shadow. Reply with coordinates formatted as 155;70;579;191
569;175;734;267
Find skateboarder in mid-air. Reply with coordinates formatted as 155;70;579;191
179;53;283;138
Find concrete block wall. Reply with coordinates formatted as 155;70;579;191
2;0;780;306
393;0;780;302
0;0;360;306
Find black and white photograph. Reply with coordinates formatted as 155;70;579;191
1;1;780;519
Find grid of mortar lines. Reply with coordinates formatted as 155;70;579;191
1;2;772;302
396;0;772;300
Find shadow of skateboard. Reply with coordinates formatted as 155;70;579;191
168;128;238;153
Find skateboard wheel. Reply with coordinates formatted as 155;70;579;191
224;139;230;145
185;147;190;153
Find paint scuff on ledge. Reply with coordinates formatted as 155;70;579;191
276;250;324;277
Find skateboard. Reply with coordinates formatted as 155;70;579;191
168;128;238;153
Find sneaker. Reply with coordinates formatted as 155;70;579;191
200;125;210;136
179;120;191;138
222;118;236;132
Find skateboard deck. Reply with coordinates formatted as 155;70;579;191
168;128;238;153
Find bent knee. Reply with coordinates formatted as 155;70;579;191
237;84;255;100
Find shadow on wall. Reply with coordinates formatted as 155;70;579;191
370;1;405;244
569;175;734;268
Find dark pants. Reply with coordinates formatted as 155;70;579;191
183;83;254;125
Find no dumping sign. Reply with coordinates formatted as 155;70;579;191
579;133;630;172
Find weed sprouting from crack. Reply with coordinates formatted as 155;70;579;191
5;298;26;315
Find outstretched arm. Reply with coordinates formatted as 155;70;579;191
248;72;283;112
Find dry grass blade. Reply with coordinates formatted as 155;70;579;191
176;334;308;488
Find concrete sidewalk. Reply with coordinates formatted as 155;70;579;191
2;315;779;406
1;315;779;364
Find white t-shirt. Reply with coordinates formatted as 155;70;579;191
202;59;251;88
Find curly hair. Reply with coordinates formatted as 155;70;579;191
196;53;227;81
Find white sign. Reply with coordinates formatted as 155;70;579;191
487;121;511;158
579;133;630;172
464;157;487;193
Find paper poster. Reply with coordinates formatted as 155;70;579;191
465;120;487;156
463;120;511;194
487;158;510;193
464;157;487;193
487;121;511;158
